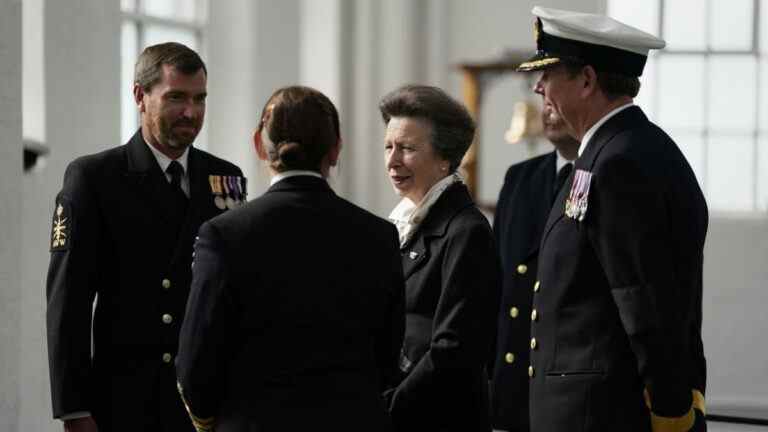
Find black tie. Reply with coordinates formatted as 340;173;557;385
166;160;189;213
553;163;573;203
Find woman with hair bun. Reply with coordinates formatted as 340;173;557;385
176;86;405;432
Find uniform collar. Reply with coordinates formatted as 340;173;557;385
555;150;572;175
144;132;190;175
270;170;324;186
579;102;634;157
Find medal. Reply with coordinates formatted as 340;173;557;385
210;175;227;210
223;176;235;209
565;169;593;221
240;176;248;201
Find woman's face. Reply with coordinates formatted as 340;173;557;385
384;116;449;204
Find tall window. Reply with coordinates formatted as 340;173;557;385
608;0;767;212
120;0;208;148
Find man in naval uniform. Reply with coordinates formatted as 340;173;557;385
490;105;579;432
46;42;244;432
517;7;708;432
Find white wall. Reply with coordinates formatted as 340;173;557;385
0;1;22;430
206;0;301;198
703;216;768;415
18;1;120;431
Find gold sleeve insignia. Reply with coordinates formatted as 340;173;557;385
50;199;72;251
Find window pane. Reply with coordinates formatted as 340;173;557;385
708;55;757;132
761;0;768;53
760;60;768;132
607;0;660;36
658;55;704;130
663;0;706;50
758;137;768;211
142;0;199;23
668;131;706;186
708;134;755;211
143;25;197;50
121;21;138;144
121;0;136;12
710;0;754;50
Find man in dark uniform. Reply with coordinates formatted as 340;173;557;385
517;7;708;432
490;106;579;432
46;42;244;432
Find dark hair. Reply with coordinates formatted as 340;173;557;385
379;85;475;172
561;59;641;99
258;86;340;173
134;42;207;92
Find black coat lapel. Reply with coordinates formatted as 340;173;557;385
540;106;647;246
402;236;429;280
169;147;211;266
400;183;475;280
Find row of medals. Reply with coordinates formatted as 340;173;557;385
209;175;247;210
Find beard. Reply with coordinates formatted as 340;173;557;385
159;117;200;149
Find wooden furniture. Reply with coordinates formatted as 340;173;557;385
456;52;536;200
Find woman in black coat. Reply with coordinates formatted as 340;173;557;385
380;85;501;432
176;86;405;432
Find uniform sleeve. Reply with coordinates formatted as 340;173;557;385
390;221;501;417
375;225;406;391
46;161;100;418
176;221;238;432
588;156;696;431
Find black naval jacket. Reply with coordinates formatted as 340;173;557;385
387;182;501;432
530;106;708;432
46;130;242;429
176;175;405;432
491;151;557;431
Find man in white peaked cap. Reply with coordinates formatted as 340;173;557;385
517;7;708;432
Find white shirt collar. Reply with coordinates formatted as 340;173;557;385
145;139;190;175
389;173;462;246
270;170;324;186
578;102;634;157
555;150;571;175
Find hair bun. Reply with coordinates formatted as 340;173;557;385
276;141;306;167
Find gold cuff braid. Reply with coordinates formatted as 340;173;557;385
644;388;705;432
177;381;216;432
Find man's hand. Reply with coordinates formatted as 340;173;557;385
63;416;97;432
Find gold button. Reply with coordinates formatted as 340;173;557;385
162;314;173;324
162;353;172;363
516;264;528;275
504;352;515;364
509;307;519;318
162;279;171;289
530;338;538;350
531;309;538;321
534;281;541;292
528;365;535;377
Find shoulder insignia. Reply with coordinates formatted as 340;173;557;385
50;200;72;251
